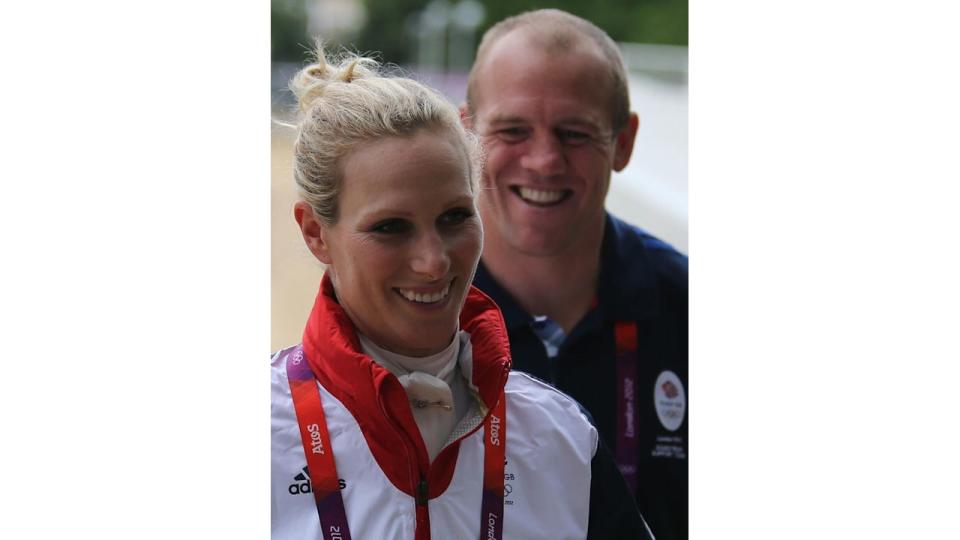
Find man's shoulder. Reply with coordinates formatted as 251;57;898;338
606;213;687;292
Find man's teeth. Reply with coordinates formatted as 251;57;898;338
399;282;451;304
518;187;565;204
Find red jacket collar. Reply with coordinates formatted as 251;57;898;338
300;273;511;498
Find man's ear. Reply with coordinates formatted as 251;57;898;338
294;201;333;265
612;112;640;172
459;103;474;130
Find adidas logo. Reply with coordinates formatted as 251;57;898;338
288;466;347;495
288;466;311;495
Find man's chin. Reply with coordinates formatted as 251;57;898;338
504;234;570;258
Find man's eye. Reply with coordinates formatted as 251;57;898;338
558;129;590;145
496;127;528;142
438;208;474;227
370;219;410;235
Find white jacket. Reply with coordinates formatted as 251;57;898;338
271;275;648;540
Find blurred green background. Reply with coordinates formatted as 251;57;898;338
272;0;687;67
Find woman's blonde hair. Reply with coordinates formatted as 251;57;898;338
288;44;481;225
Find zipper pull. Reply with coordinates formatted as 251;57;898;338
416;478;429;506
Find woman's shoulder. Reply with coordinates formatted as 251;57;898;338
270;344;304;397
271;343;302;362
503;370;599;452
505;369;583;404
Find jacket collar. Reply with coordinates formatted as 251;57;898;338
300;273;511;496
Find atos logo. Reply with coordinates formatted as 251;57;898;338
307;423;325;455
288;466;347;495
488;414;501;447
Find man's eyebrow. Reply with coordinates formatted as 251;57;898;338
555;117;603;130
487;114;527;125
487;114;604;131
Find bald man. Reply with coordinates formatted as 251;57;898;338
463;10;688;540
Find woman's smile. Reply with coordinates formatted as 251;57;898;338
395;278;453;305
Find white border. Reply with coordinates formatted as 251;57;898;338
4;1;960;538
692;1;960;538
2;2;268;538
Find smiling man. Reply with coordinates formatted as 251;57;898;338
462;9;689;540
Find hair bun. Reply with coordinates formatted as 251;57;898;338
290;44;380;114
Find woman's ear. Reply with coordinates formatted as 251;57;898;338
293;201;333;265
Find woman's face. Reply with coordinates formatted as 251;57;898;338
300;128;482;357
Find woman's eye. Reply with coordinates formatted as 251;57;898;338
370;219;410;235
439;208;474;227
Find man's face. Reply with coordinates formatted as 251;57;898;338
467;32;636;257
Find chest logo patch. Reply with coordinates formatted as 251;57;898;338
287;466;347;495
654;370;686;431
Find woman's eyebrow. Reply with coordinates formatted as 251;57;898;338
356;207;413;224
439;198;474;210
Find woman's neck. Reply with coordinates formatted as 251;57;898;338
358;332;460;379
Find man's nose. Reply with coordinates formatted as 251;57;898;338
519;133;566;177
410;231;451;280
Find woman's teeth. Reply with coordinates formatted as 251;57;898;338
518;187;565;204
398;282;451;304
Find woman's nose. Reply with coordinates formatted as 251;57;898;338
410;232;451;280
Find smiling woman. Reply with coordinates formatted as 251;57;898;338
271;43;650;540
300;129;482;357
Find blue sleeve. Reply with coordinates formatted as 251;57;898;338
588;436;656;539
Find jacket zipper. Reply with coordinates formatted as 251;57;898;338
416;477;429;506
378;393;431;540
415;476;430;540
376;360;510;540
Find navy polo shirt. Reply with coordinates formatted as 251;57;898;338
473;213;689;540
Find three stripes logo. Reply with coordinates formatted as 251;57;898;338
288;466;347;495
288;466;312;495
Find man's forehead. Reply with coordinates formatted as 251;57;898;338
485;109;606;130
474;61;611;128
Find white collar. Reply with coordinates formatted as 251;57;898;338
357;332;460;384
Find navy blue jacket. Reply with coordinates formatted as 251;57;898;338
474;213;688;540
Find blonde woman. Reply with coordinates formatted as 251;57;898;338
271;45;650;540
